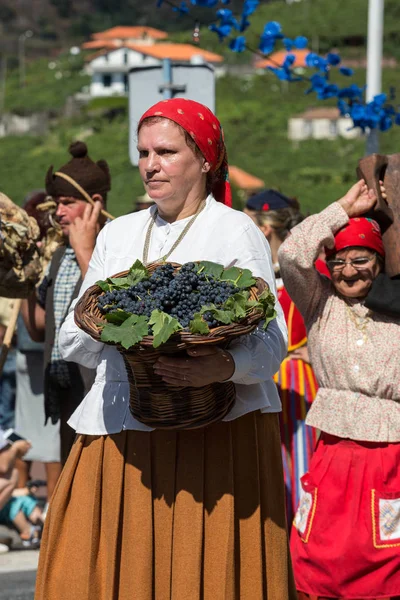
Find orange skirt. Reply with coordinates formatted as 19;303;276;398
35;411;297;600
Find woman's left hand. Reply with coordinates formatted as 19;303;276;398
154;346;235;387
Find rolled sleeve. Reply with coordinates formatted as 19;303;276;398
228;318;286;385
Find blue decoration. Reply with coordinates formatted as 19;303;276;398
241;0;259;17
294;36;308;49
338;84;365;100
259;22;283;54
156;2;400;134
209;7;240;40
209;23;233;40
327;53;341;66
229;36;246;53
173;1;189;14
282;54;296;69
339;66;354;77
190;0;218;6
267;67;301;82
283;38;294;51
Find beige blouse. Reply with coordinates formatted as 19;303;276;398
279;202;400;443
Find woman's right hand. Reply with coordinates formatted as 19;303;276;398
338;180;377;217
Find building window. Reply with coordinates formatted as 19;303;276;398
124;51;128;65
123;74;129;92
303;120;313;138
329;120;337;136
102;74;112;88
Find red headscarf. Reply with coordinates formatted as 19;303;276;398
139;98;232;207
326;217;385;258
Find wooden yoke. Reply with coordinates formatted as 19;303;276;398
357;153;400;276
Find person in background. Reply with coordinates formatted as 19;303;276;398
364;180;400;318
249;189;320;525
14;192;62;506
0;428;43;549
279;180;400;599
0;298;17;431
22;141;110;464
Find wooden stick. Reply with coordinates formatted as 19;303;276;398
0;298;22;376
54;171;115;221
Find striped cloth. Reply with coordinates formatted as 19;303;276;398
275;356;318;525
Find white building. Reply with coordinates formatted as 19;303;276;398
288;107;362;141
86;44;224;98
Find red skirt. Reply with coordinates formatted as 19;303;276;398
290;433;400;599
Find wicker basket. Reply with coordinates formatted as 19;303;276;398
75;262;267;430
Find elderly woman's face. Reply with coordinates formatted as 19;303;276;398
137;119;206;206
328;246;382;299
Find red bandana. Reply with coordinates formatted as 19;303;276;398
139;98;232;207
326;217;385;258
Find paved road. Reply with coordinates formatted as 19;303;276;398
0;570;36;599
0;550;38;600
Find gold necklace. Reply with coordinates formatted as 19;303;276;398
142;199;206;266
345;303;372;344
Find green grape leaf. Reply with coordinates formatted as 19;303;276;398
96;280;111;292
100;314;149;349
104;310;131;324
107;276;131;289
189;313;210;334
224;291;249;318
220;266;256;289
199;303;235;325
97;260;149;292
126;259;149;286
220;266;241;282
210;307;235;324
199;303;216;314
148;310;182;348
258;288;277;329
195;261;224;280
262;305;277;329
236;269;256;289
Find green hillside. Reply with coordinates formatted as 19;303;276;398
2;65;400;217
1;0;400;217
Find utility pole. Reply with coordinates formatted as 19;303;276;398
18;30;33;88
0;55;7;115
365;0;384;155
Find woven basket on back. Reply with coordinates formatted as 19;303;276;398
75;262;267;430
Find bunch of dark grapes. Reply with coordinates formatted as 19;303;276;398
98;262;238;329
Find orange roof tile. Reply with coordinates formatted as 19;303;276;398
255;49;310;69
126;43;223;63
92;27;168;41
229;166;264;190
294;107;341;120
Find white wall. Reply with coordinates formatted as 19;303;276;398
288;117;361;141
90;48;159;72
90;72;126;97
89;49;161;97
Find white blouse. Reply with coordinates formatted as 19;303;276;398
59;196;288;434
